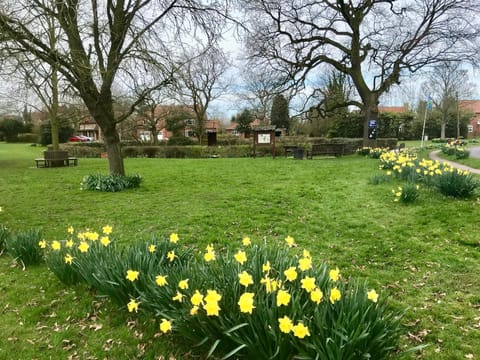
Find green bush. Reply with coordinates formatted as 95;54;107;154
392;182;420;204
62;143;105;158
432;169;478;198
81;174;142;192
356;147;371;156
6;228;44;266
17;133;39;143
454;147;470;159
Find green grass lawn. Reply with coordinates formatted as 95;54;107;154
0;142;479;359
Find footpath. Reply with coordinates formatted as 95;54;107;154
429;146;480;175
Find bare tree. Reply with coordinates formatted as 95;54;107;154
0;0;227;175
0;0;66;149
169;46;230;144
239;65;286;123
422;62;474;139
239;0;480;145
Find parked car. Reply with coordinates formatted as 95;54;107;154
69;135;92;142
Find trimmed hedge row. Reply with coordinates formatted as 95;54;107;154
60;138;398;159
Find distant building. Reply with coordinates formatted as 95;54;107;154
378;104;410;114
459;100;480;138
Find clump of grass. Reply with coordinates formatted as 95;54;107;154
433;169;478;198
369;173;393;185
0;224;9;253
81;174;142;192
6;228;44;266
392;182;420;204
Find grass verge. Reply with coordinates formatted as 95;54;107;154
0;142;479;359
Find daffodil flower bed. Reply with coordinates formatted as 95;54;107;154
41;227;404;359
379;151;478;198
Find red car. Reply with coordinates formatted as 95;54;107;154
69;135;92;142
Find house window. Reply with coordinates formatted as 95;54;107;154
468;125;473;133
140;131;151;141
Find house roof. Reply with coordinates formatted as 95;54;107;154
378;105;409;113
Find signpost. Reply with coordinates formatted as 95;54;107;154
252;125;276;158
368;119;377;140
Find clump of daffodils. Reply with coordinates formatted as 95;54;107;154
379;152;477;199
43;228;402;360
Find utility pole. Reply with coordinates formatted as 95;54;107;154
456;91;460;139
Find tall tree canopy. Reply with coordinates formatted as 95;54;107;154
0;0;227;175
270;94;289;131
240;0;480;144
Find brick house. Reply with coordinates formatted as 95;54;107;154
460;100;480;138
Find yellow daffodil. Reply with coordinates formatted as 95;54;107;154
190;305;199;316
159;319;172;333
126;270;139;282
204;289;222;304
238;271;254;287
234;250;247;265
190;290;204;306
78;241;89;253
67;226;74;234
64;254;74;265
310;288;323;304
262;261;271;273
38;240;47;249
100;236;110;247
238;292;255;314
301;276;316;293
276;289;291;307
329;287;341;304
169;232;179;243
155;275;168;287
167;251;175;262
87;231;99;241
285;235;295;247
172;291;184;302
203;300;220;316
302;249;311;258
178;279;189;290
278;315;293;334
65;239;74;248
329;267;340;282
292;322;310;339
51;240;61;251
148;244;156;253
102;225;112;235
298;257;312;271
127;299;139;313
206;244;214;252
204;250;216;262
284;266;298;282
242;236;251;246
367;289;379;303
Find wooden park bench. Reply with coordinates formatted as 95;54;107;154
307;143;345;159
35;150;78;168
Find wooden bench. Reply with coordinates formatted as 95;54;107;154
35;151;78;168
307;143;345;159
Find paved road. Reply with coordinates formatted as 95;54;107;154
429;146;480;175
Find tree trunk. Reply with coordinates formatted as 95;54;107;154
440;122;446;139
103;123;125;176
